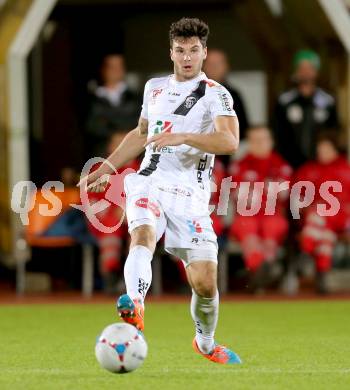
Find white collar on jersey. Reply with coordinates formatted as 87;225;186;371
168;72;207;88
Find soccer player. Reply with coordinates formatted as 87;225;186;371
79;17;241;364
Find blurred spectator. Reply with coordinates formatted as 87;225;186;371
228;126;292;291
85;132;140;294
273;50;339;168
86;54;141;158
203;49;249;152
293;133;350;294
42;167;93;243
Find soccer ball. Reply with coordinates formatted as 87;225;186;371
95;323;148;373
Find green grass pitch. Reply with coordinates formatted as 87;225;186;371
1;301;350;390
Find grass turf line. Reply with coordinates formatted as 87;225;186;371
0;302;350;390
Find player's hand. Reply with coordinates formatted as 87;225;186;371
77;171;110;193
144;133;186;151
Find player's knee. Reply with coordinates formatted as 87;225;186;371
192;277;217;298
130;225;156;253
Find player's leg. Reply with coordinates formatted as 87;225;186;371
165;212;241;364
186;260;218;353
117;224;158;331
185;258;241;364
117;173;166;330
123;224;156;302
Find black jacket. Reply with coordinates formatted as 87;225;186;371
273;87;338;168
86;86;142;157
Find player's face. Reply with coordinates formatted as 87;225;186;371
317;140;338;164
170;37;207;81
247;128;273;158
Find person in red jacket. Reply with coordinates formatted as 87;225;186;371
228;126;292;290
293;132;350;293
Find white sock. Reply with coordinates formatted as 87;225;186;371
124;245;153;303
190;290;219;354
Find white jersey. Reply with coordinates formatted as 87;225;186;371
139;72;236;190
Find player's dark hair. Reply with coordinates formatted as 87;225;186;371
169;17;209;47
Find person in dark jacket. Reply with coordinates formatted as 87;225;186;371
273;50;338;168
203;49;249;140
86;54;141;158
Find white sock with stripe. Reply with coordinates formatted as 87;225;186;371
191;290;219;354
124;245;153;304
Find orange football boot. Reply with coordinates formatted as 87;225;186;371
116;294;144;332
192;338;241;364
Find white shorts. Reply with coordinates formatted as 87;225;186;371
124;173;218;266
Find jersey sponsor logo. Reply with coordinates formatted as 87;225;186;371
187;220;202;233
153;120;173;134
168;91;180;96
218;92;232;112
158;186;192;197
173;80;206;116
135;197;161;217
197;154;208;189
150;120;175;154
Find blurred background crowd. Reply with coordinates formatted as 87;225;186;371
1;0;350;297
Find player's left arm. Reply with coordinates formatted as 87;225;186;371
184;115;239;155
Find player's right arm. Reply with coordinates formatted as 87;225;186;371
77;117;148;192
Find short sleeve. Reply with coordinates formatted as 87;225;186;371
208;85;237;120
140;80;151;120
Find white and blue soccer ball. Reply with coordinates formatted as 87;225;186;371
95;323;148;373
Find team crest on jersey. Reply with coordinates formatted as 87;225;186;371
150;88;163;105
185;96;197;109
152;89;163;98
